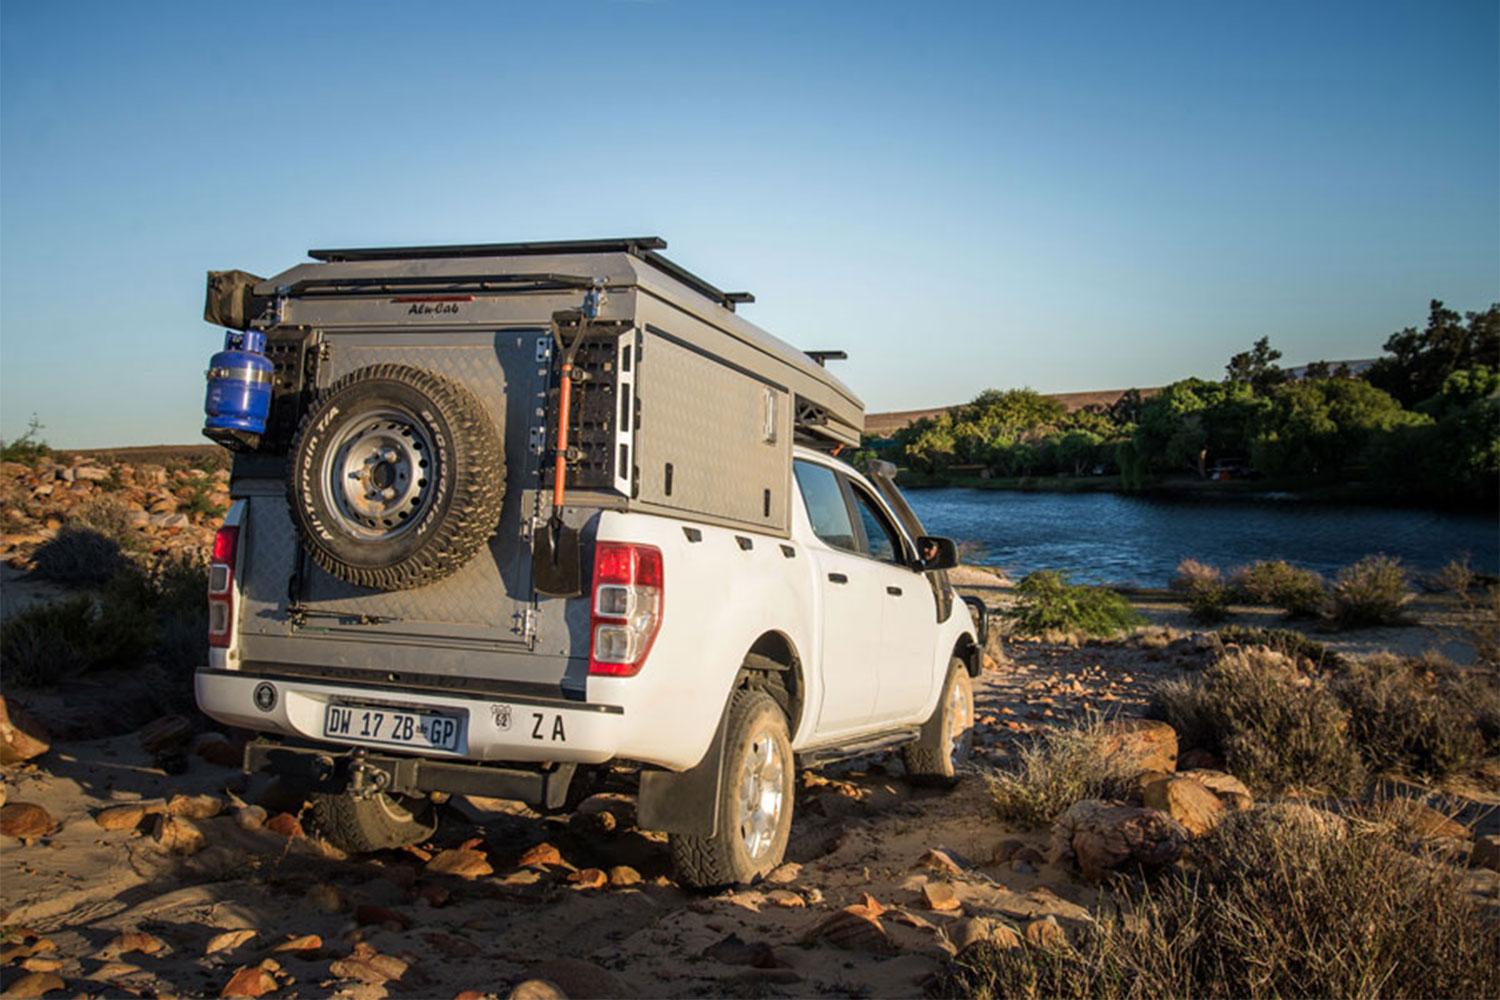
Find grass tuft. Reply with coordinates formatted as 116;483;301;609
985;717;1141;829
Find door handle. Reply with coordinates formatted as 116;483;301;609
886;586;903;596
828;573;848;584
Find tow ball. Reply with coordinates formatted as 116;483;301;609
346;748;391;800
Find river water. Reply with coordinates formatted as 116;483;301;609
903;488;1499;587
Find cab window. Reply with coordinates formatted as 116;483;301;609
793;461;858;553
850;485;906;566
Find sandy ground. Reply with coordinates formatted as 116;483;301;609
0;571;1493;998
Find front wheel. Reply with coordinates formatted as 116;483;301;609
903;658;974;784
310;790;437;852
670;688;794;888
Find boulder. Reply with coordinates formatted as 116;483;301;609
0;698;50;764
1141;775;1226;837
1048;799;1188;880
0;802;55;841
1180;769;1253;811
168;793;224;820
921;882;960;911
150;814;206;855
95;804;149;831
1096;719;1178;773
221;966;277;998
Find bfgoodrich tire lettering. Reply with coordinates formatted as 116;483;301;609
287;364;504;591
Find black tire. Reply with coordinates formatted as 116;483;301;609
903;657;974;784
670;688;794;888
287;364;504;591
309;790;437;852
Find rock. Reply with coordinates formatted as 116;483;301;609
0;972;65;998
234;805;267;831
151;814;206;855
355;903;411;930
99;931;167;958
205;930;258;956
0;935;55;965
607;865;642;887
0;782;6;808
138;714;195;754
427;848;494;880
264;812;304;838
1096;719;1178;773
168;793;223;819
1373;799;1471;840
272;934;322;958
950;917;998;952
765;861;802;884
0;698;50;764
1048;799;1188;881
1141;776;1225;837
529;959;633;999
329;943;408;985
1471;834;1500;871
805;907;895;952
17;959;60;974
509;980;568;1000
921;882;961;911
766;889;805;908
192;732;244;768
221;966;277;998
0;803;55;841
915;848;964;875
991;838;1026;863
94;804;149;831
703;933;780;968
306;883;345;913
517;842;564;868
1180;769;1253;811
1177;747;1224;771
568;868;608;889
73;465;110;482
1024;916;1068;950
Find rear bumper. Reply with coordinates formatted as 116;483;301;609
195;668;623;765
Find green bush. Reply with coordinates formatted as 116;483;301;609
985;718;1139;829
1149;648;1364;795
936;808;1500;1000
1325;554;1411;628
1185;579;1234;623
31;527;131;587
1230;560;1326;617
1213;625;1343;670
1007;570;1144;639
1332;654;1485;779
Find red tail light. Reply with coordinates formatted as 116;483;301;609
588;541;663;677
208;525;239;649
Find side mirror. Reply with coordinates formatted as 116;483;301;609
916;535;958;572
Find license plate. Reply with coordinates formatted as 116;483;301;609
323;703;462;753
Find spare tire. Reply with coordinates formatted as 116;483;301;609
287;364;504;591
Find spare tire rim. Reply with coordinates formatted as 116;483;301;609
738;728;786;861
948;681;974;771
324;408;436;540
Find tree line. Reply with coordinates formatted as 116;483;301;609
876;300;1498;505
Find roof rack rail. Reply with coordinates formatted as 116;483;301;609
304;237;754;312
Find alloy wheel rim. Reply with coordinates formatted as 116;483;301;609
737;728;786;860
947;682;974;770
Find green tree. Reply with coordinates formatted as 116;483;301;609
1226;336;1288;394
1055;428;1104;476
1365;301;1500;408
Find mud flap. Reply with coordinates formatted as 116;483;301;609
637;708;731;837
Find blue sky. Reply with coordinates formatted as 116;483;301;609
2;0;1495;447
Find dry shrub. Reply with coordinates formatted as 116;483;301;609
67;495;137;543
1333;653;1486;778
1185;580;1233;623
985;717;1139;829
1170;557;1221;592
1231;560;1326;617
936;808;1500;1000
31;526;131;587
0;594;96;687
1149;648;1364;795
1325;554;1411;629
1212;626;1342;670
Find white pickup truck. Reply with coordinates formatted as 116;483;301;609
193;238;983;886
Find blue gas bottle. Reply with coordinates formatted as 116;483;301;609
204;329;273;435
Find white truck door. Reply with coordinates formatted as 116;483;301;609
845;481;935;725
793;461;878;732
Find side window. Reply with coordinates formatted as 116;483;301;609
850;486;906;566
793;461;858;553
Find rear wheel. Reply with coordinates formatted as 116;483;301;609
310;790;437;852
903;658;974;784
670;688;794;888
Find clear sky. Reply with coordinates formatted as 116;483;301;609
2;0;1495;447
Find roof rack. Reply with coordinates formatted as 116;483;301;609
304;237;755;312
